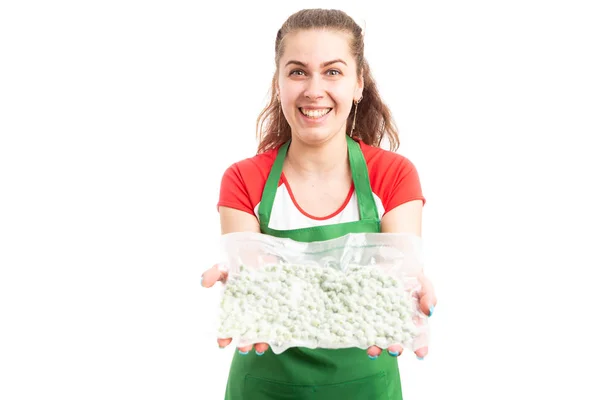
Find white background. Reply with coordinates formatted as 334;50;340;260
1;0;599;399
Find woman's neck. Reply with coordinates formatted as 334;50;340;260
285;133;350;178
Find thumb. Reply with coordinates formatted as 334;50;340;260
419;291;436;317
201;264;228;288
417;274;437;317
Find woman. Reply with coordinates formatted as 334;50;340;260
202;8;437;399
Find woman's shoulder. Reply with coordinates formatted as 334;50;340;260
218;148;279;215
358;139;425;209
225;148;278;178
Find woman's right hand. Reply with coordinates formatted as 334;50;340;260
202;264;271;355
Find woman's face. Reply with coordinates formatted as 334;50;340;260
277;29;363;146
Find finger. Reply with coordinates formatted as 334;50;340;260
254;342;269;355
367;345;382;359
419;295;436;317
414;346;428;360
201;264;228;288
417;274;437;316
237;344;253;354
217;337;232;348
386;344;404;357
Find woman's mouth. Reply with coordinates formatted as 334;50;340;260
298;107;333;119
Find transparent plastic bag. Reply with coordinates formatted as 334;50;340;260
216;232;429;355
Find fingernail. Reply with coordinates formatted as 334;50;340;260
255;351;264;356
417;356;425;360
429;305;434;317
368;354;379;360
388;351;399;357
238;350;249;355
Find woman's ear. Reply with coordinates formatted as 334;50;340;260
355;73;364;101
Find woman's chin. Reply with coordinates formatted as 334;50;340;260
292;129;344;146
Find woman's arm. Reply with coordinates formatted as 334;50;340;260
375;199;436;359
218;206;261;234
203;207;260;288
203;207;270;354
381;199;423;236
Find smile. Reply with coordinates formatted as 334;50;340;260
299;108;332;119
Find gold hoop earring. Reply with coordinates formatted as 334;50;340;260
276;102;282;137
350;96;362;137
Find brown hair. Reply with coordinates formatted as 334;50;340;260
256;9;400;154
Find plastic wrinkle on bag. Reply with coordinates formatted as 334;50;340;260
216;232;429;355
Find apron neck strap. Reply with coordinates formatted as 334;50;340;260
258;136;379;228
347;135;379;221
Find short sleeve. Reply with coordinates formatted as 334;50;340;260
360;140;426;214
215;151;277;216
383;157;426;213
217;163;254;215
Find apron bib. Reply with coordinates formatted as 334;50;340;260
223;136;403;399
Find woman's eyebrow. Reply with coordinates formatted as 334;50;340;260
285;59;348;68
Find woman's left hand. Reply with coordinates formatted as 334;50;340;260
366;272;437;359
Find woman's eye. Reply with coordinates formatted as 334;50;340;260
290;70;305;76
327;70;341;76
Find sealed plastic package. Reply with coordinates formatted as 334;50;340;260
216;232;429;355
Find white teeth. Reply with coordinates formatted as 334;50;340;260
300;108;331;118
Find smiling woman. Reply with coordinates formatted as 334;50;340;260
201;8;437;400
255;11;399;155
277;30;362;146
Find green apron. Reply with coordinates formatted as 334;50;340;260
223;136;403;399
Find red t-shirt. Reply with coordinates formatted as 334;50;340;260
217;139;425;230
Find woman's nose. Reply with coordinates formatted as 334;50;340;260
303;76;325;100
